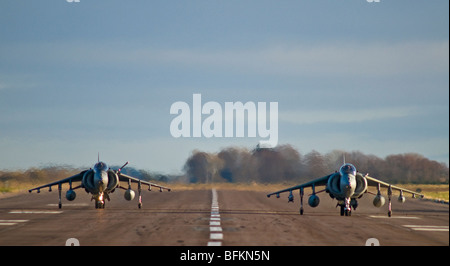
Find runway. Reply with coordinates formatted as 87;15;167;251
0;187;448;246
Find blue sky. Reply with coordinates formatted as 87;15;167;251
0;0;448;173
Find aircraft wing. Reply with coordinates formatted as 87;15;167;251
267;173;332;197
118;172;171;192
28;171;87;193
364;175;424;198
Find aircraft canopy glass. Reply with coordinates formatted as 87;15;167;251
94;161;108;172
340;163;356;176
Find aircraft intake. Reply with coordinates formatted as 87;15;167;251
107;169;119;192
353;173;368;198
327;173;342;196
82;170;95;192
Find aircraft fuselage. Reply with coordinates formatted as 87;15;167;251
339;172;356;199
93;166;108;193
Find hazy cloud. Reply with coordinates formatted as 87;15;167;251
6;40;446;78
279;106;421;125
141;40;449;77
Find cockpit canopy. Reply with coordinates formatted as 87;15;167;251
94;161;108;172
339;163;356;176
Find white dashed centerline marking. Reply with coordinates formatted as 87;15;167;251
207;188;223;246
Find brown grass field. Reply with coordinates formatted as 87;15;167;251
1;180;448;202
169;182;449;201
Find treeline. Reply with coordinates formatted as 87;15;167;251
0;166;80;185
182;145;449;184
0;165;171;188
1;146;448;187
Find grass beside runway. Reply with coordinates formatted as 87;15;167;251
1;180;448;202
153;182;449;202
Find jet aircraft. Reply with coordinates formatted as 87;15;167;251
29;160;171;209
267;162;424;217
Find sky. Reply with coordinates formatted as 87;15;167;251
0;0;448;174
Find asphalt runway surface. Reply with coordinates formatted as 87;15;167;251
0;187;448;246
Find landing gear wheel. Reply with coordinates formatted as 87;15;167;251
95;201;105;209
138;202;142;209
388;210;392;217
340;206;345;216
300;208;303;215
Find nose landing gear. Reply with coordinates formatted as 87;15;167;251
93;193;105;209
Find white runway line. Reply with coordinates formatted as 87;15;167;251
403;225;449;232
210;233;224;240
207;188;223;246
47;203;89;207
0;220;29;226
369;215;419;219
207;241;222;246
9;210;63;214
210;226;223;232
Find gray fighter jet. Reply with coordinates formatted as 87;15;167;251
267;162;424;217
29;160;171;209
